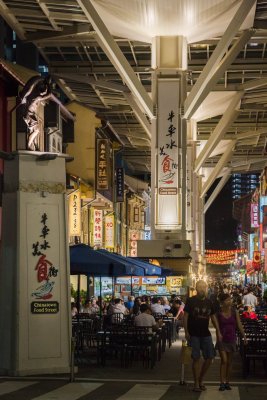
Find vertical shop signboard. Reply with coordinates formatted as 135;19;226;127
262;205;267;249
251;203;259;228
156;79;181;230
93;209;103;247
116;167;124;202
68;190;81;236
105;214;114;249
96;139;110;191
130;230;139;257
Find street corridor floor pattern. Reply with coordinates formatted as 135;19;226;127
0;379;266;400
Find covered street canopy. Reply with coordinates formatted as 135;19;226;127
70;244;144;276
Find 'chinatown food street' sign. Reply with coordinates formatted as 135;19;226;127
31;301;59;314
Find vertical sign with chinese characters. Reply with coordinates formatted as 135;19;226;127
96;139;110;191
93;209;103;247
116;167;124;202
156;79;181;230
251;203;259;228
30;211;59;302
105;214;114;249
68;190;81;236
129;230;139;257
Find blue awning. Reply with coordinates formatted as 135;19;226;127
70;244;144;276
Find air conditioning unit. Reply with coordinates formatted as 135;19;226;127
137;239;191;258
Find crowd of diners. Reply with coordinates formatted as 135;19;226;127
71;294;185;330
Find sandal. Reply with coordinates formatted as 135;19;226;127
199;385;207;391
219;383;225;391
193;387;202;392
224;383;232;390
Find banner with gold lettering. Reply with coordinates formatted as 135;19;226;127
96;139;110;191
68;190;81;236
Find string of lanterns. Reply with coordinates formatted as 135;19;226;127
205;248;246;265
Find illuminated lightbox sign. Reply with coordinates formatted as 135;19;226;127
69;190;81;236
96;139;110;190
105;215;114;248
251;203;259;228
93;209;103;246
142;277;166;285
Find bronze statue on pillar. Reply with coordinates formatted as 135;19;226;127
18;75;52;151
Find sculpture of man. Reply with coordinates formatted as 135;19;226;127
18;75;52;151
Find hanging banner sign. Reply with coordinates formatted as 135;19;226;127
93;209;103;246
246;260;254;274
156;79;181;230
105;214;114;248
96;139;110;190
68;190;81;236
252;251;261;271
129;230;139;257
116;167;124;202
262;205;267;249
251;203;259;228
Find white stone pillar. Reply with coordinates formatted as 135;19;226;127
0;151;71;376
137;36;191;258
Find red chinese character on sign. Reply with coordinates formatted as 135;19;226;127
35;254;53;282
161;155;173;173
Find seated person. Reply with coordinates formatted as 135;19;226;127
125;295;135;311
242;305;258;320
71;302;78;317
90;298;100;314
134;304;163;331
150;296;165;315
108;298;128;323
162;296;171;312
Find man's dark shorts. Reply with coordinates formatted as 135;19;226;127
190;336;216;360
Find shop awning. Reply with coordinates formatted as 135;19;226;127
126;257;163;276
98;249;163;275
70;244;144;276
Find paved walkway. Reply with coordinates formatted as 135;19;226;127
0;329;267;399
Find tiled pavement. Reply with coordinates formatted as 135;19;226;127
0;329;266;399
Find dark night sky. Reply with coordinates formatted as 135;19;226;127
205;180;237;250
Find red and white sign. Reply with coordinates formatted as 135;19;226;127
93;209;103;246
246;260;254;274
105;215;114;249
251;203;259;228
129;231;139;257
252;251;261;271
130;248;137;257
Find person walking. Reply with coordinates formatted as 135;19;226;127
216;293;247;391
242;288;258;310
183;280;222;392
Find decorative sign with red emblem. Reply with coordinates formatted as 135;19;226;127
252;251;261;271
